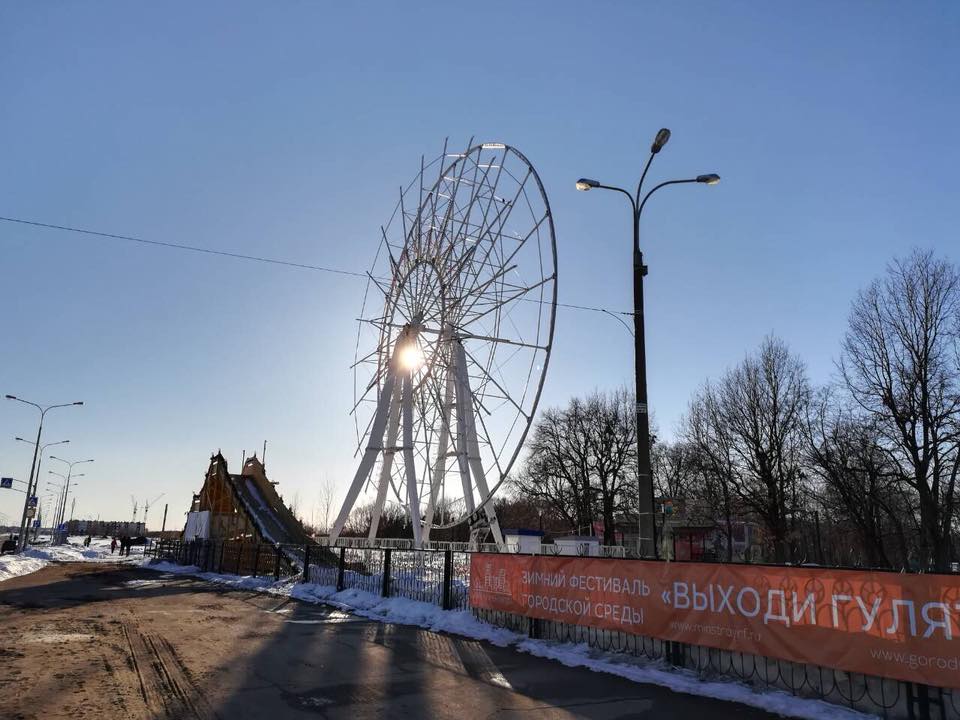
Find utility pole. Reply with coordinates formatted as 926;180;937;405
161;503;169;534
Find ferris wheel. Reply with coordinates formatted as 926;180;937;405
328;140;557;548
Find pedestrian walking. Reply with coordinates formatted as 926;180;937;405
110;537;117;554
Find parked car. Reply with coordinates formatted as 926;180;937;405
1;535;18;555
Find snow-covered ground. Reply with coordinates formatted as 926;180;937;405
143;560;872;720
0;535;146;583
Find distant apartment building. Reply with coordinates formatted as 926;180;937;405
66;519;146;536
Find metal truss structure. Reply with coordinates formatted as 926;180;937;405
328;141;558;548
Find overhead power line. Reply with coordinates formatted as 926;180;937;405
0;215;634;317
0;215;366;278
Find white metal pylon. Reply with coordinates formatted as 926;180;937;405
329;330;504;549
451;339;504;548
328;333;407;545
421;353;455;542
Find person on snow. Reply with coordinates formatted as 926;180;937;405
110;537;117;554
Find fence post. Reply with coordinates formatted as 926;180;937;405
274;544;282;581
528;617;540;640
236;542;244;575
218;542;225;573
252;544;261;577
381;549;392;598
301;544;311;583
442;550;453;610
337;547;346;591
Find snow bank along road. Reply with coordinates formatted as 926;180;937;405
0;563;784;720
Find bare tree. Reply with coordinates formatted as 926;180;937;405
516;389;637;542
315;475;337;535
515;403;594;533
840;249;960;571
682;389;738;560
805;389;912;568
585;389;636;544
289;491;302;523
683;336;810;563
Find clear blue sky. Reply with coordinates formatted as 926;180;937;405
2;2;958;529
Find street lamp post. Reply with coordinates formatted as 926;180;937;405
576;129;719;558
49;456;92;543
14;436;69;542
4;395;83;551
46;475;68;541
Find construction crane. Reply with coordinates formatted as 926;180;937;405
130;496;138;524
142;494;165;531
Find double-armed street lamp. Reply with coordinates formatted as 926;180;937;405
576;128;719;558
5;395;83;551
14;436;69;539
48;456;92;543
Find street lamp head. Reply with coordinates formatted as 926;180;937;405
5;395;16;400
73;401;83;406
575;178;600;191
651;128;671;154
696;174;721;185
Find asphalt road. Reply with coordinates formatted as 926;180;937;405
0;563;781;719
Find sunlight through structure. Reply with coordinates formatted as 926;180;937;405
328;140;558;549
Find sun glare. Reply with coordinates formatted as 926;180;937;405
398;343;424;371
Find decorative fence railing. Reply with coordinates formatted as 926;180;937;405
147;540;958;720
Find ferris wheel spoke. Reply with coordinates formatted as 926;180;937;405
450;156;510;300
456;219;549;318
460;165;532;298
460;274;555;327
448;262;517;320
446;157;500;271
460;344;529;420
458;331;547;351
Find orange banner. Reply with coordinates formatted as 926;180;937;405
469;554;960;688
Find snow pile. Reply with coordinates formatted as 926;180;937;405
24;536;144;563
142;560;869;720
0;537;148;584
24;536;145;563
0;553;49;583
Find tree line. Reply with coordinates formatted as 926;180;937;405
511;249;960;572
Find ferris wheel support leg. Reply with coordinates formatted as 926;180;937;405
369;378;403;541
453;355;476;517
453;341;505;549
423;363;455;542
401;371;423;547
329;368;398;546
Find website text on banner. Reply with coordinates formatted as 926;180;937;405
469;555;960;688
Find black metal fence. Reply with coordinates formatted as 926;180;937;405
148;540;958;719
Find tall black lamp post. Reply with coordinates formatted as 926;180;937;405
576;128;719;558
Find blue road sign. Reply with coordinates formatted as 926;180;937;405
28;495;38;507
33;520;41;528
0;477;13;489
